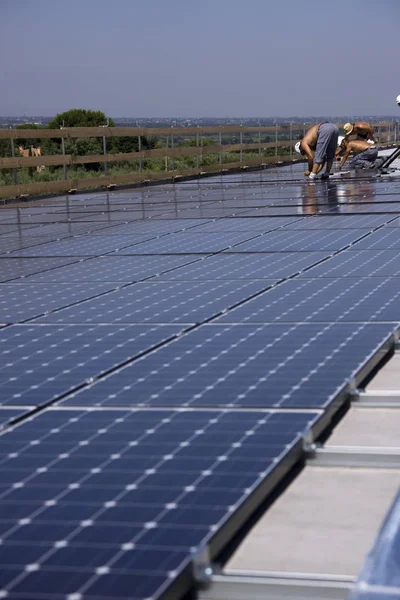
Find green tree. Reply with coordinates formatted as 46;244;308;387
47;109;115;129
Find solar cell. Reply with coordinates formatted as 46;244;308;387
0;324;182;407
217;276;400;323
34;280;274;324
0;408;320;600
0;282;120;323
61;322;396;410
222;229;368;252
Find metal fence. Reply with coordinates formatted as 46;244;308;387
0;121;397;199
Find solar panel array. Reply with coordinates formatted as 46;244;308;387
1;163;400;599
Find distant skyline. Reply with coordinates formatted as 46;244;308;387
1;0;399;118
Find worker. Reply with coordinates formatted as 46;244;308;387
294;122;339;180
336;138;378;170
343;121;375;142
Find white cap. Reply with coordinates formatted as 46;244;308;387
294;141;302;154
337;136;344;146
396;94;400;105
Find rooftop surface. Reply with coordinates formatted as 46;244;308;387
0;161;399;600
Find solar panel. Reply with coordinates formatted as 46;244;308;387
282;214;395;229
321;202;400;214
34;280;274;325
115;232;261;255
187;216;303;232
61;322;395;410
0;324;183;407
0;407;320;600
0;282;120;323
156;252;330;281
0;258;81;283
351;228;400;250
296;249;400;278
2;169;400;600
22;256;203;284
7;235;158;258
222;229;368;253
216;276;400;323
87;219;212;236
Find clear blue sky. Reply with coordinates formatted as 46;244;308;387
1;0;399;118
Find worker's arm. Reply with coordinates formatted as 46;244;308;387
301;142;314;173
367;126;375;141
339;147;351;169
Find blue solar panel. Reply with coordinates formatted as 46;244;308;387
87;219;212;235
0;408;320;600
2;172;400;600
216;277;400;323
321;202;400;214
185;216;303;232
351;228;400;250
0;324;182;407
0;283;120;323
222;229;368;252
34;280;274;325
282;214;395;229
296;249;400;278
22;256;202;284
61;323;395;410
8;235;157;257
0;258;81;282
156;252;329;281
115;232;260;255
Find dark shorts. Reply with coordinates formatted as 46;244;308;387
314;123;339;163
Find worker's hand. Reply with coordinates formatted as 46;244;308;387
304;170;310;177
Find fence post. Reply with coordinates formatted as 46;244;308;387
218;130;222;165
102;136;108;175
258;129;261;158
61;136;67;180
275;125;278;156
240;126;243;163
138;135;142;172
289;123;293;159
196;127;200;170
171;129;175;172
10;138;18;185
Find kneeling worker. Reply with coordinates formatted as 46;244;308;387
343;121;375;142
336;138;378;170
295;122;339;180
